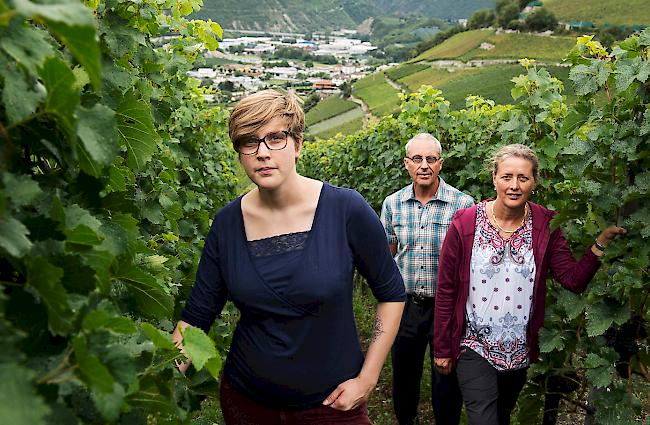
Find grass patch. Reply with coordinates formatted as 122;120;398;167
461;33;576;62
396;64;576;109
398;67;477;93
354;73;401;117
385;63;430;81
410;29;494;62
544;0;650;26
312;115;364;139
306;95;358;126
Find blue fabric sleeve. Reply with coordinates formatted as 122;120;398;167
346;190;406;302
180;218;229;332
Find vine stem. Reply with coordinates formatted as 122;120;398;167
638;356;650;382
555;393;596;414
37;348;74;385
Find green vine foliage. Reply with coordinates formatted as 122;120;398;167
0;0;238;423
299;34;650;422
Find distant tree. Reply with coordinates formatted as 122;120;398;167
496;0;521;28
468;8;496;29
340;81;352;98
305;61;314;68
296;72;307;80
303;93;320;112
411;25;464;58
524;7;558;31
595;26;634;48
218;80;235;92
305;32;313;41
228;45;245;54
316;54;338;64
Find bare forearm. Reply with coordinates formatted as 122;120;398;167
173;320;191;372
358;301;404;385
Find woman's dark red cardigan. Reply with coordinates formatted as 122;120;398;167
433;202;601;365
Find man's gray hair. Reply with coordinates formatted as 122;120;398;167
404;133;443;156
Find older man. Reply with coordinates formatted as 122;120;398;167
381;133;474;425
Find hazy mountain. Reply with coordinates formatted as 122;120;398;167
195;0;495;32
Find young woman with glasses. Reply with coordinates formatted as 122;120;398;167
173;89;406;424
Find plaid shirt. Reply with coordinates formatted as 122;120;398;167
380;178;474;297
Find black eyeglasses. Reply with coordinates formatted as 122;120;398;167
405;155;440;164
238;130;291;155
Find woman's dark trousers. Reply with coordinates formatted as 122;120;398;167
456;348;528;425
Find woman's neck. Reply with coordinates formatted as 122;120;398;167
255;174;310;211
492;199;526;220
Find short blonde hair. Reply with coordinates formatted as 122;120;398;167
228;89;305;151
489;144;540;182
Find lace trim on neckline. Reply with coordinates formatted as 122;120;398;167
248;231;310;258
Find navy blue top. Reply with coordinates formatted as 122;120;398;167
180;183;405;408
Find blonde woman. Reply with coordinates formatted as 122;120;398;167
174;90;405;424
433;144;625;425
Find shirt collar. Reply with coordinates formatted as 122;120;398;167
400;177;453;204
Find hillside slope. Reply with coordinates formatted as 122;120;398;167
196;0;495;32
543;0;650;26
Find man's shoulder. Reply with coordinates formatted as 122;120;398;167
440;180;474;206
383;184;412;205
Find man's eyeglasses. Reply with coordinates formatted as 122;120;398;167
238;130;291;155
405;155;440;165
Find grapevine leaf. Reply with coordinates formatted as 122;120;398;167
13;0;101;89
116;265;173;319
569;61;608;95
141;323;175;350
73;336;114;394
63;224;103;246
538;327;564;353
585;365;614;388
205;355;223;380
76;103;119;176
116;90;159;170
38;56;79;133
0;20;54;74
0;61;44;125
614;57;650;91
640;28;650;46
555;289;587;320
26;257;72;335
641;109;650;136
0;217;32;258
2;173;42;207
0;363;50;425
83;310;137;334
91;382;125;422
63;204;102;231
181;326;217;371
585;301;630;337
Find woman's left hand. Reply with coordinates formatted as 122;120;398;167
322;375;375;411
597;225;627;246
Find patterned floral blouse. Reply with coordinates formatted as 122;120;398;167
461;200;536;371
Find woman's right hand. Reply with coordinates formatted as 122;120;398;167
434;357;452;375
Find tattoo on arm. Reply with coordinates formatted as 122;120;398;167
371;317;385;343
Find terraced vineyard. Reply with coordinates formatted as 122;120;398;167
353;73;402;117
544;0;650;26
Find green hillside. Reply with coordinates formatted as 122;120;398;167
306;95;358;126
410;29;493;62
396;64;575;109
544;0;650;26
461;33;575;62
411;30;575;63
353;73;401;116
196;0;494;32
